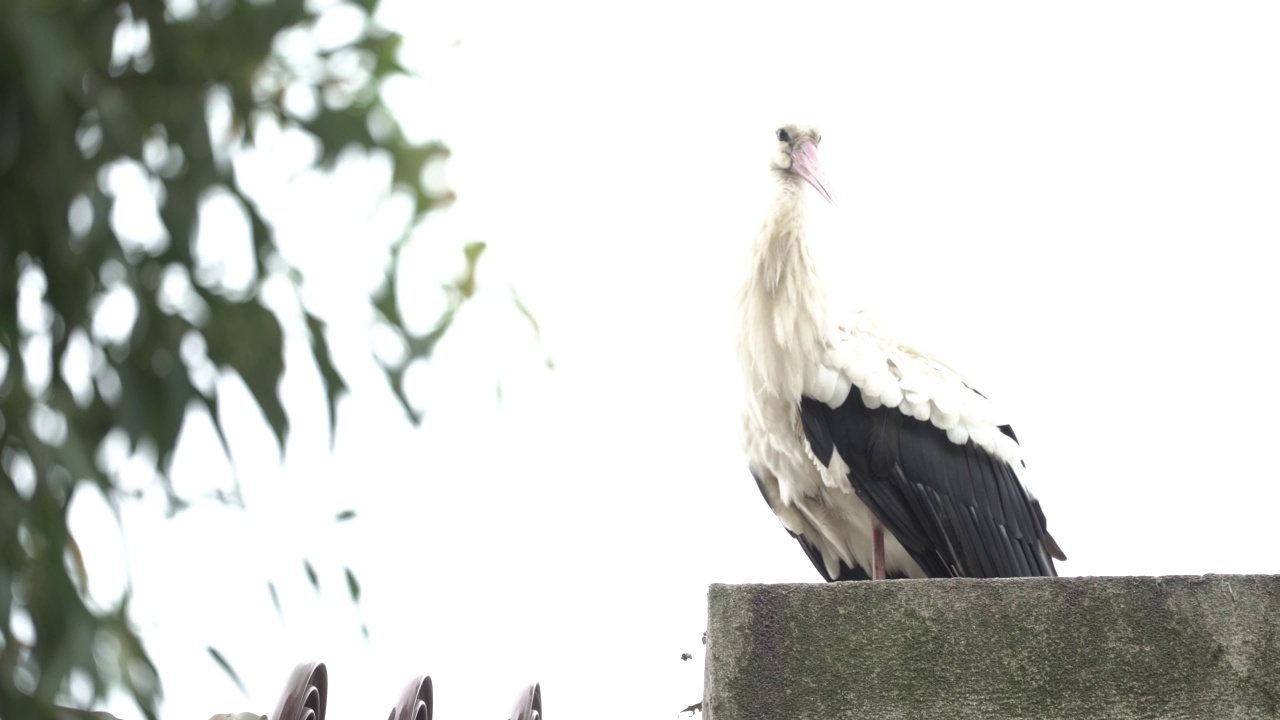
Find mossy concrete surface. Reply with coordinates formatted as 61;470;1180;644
704;576;1280;720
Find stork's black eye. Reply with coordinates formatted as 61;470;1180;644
776;128;791;143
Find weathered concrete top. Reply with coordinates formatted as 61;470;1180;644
704;576;1280;720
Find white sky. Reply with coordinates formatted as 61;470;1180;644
66;1;1280;719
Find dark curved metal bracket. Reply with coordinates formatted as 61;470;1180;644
271;661;327;720
387;674;433;720
265;660;537;720
508;683;541;720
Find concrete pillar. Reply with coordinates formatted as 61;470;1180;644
704;576;1280;719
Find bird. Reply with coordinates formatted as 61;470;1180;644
736;123;1065;581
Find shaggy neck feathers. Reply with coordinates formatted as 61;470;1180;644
737;175;831;402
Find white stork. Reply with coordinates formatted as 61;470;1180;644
738;123;1065;580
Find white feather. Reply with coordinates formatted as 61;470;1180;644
860;390;882;410
830;373;853;408
879;381;904;409
805;363;839;405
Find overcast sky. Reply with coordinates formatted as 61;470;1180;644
71;1;1279;718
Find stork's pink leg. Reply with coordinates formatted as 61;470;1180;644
871;522;886;580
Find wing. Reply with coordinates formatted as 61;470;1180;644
802;312;1026;469
799;393;1060;578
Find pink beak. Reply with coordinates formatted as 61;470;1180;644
791;141;836;206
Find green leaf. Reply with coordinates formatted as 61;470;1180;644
335;509;356;522
457;241;486;298
303;560;319;593
207;646;248;696
382;358;424;425
344;567;360;603
267;581;282;619
509;286;541;337
230;185;275;279
305;312;348;444
510;285;554;370
201;293;289;453
65;532;90;594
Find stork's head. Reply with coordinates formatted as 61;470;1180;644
772;124;836;205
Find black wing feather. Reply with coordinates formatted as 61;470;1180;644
799;392;1058;578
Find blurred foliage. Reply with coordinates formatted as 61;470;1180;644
0;0;480;717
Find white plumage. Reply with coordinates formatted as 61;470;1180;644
737;124;1063;581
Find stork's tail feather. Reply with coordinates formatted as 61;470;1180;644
1045;532;1067;562
1032;499;1067;561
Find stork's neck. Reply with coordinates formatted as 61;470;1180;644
737;174;832;401
753;175;821;288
